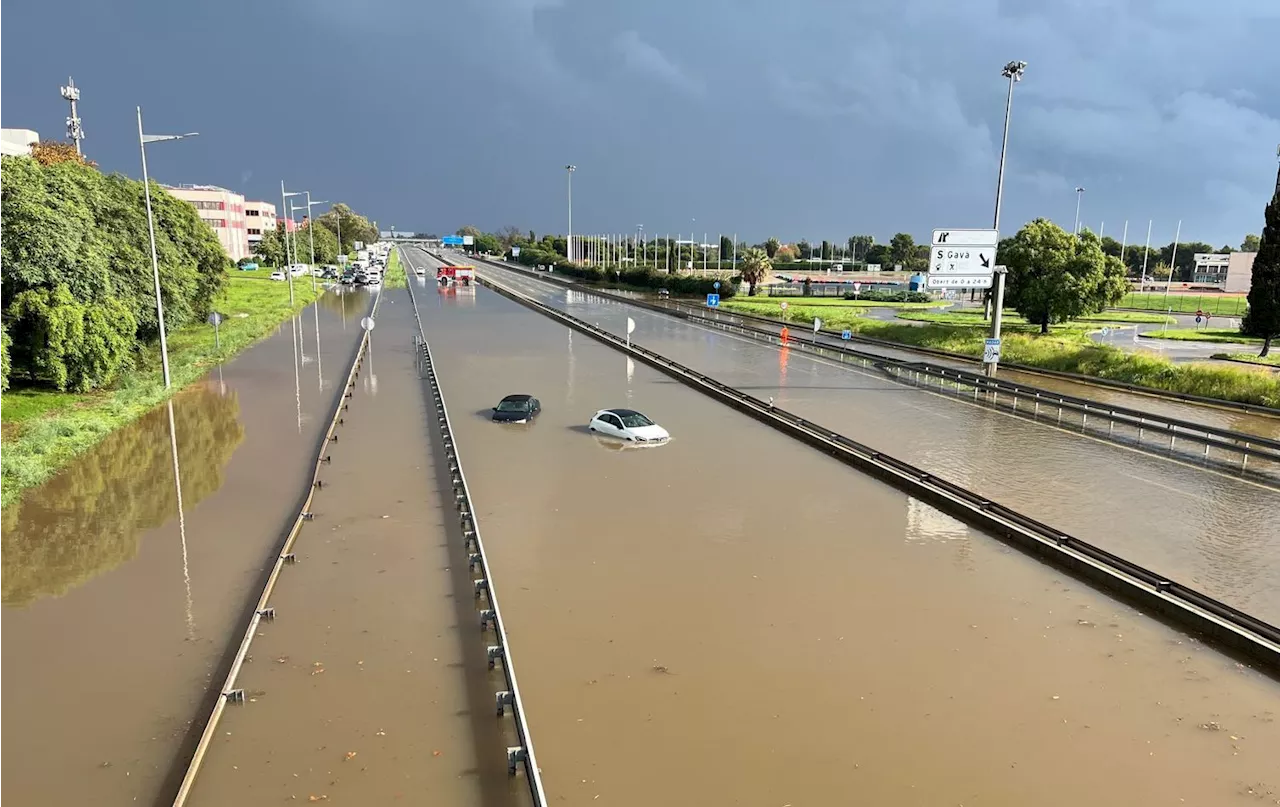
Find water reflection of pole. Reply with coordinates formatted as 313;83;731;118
166;399;196;640
626;356;634;402
292;316;302;433
567;330;575;404
313;298;323;390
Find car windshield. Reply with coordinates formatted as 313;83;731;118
618;412;654;428
496;400;530;412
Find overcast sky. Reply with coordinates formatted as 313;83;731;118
3;0;1278;248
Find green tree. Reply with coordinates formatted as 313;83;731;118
7;285;137;391
315;203;377;253
474;232;501;254
764;237;780;258
1150;261;1172;281
739;247;772;296
1;323;11;392
1000;219;1128;334
291;221;340;265
720;234;734;261
864;243;891;267
253;227;285;266
498;226;524;248
888;233;916;268
796;240;812;261
820;240;832;261
1242;233;1262;252
1099;236;1124;259
1242;190;1280;356
848;235;873;262
456;225;482;238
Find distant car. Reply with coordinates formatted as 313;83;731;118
492;394;541;423
289;264;308;277
587;409;669;443
270;270;286;281
415;266;425;276
657;288;670;297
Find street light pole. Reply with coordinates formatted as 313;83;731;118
1074;187;1086;235
985;59;1026;378
138;106;198;389
565;165;576;263
281;184;304;306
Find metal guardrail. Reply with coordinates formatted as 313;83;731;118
401;249;548;805
467;259;1280;476
670;298;1280;418
474;270;1280;673
172;291;381;806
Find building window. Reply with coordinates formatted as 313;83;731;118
210;219;226;228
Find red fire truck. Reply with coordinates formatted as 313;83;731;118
436;265;475;287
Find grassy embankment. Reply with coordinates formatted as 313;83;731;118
1;272;323;507
747;296;945;310
1117;292;1248;316
720;298;1280;407
1139;328;1263;344
384;248;408;288
1213;353;1280;368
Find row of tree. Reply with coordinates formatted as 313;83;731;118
250;203;378;267
1;148;228;392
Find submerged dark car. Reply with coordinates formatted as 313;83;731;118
492;394;541;423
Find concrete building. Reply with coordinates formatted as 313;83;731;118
165;184;250;261
1192;252;1231;285
244;200;276;253
1224;251;1256;294
1;128;40;156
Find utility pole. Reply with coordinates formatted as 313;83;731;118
61;78;86;155
1073;187;1086;235
565;165;576;263
985;59;1027;378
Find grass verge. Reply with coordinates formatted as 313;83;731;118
1;272;323;508
1214;353;1280;368
1118;292;1248;316
894;308;1174;331
725;301;1280;407
1139;328;1263;344
738;296;945;309
385;248;407;288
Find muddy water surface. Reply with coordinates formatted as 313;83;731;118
2;291;372;807
480;265;1280;623
185;290;524;807
399;256;1280;807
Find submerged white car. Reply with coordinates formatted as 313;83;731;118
587;409;670;443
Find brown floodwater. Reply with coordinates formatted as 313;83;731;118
476;262;1280;623
185;289;526;807
399;247;1280;807
1;290;373;807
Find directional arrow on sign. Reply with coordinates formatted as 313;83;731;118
980;253;990;269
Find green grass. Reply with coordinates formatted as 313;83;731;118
1118;292;1248;316
1213;352;1280;368
894;308;1174;331
385;248;407;288
731;296;944;309
723;300;1280;407
1079;311;1177;324
1140;328;1263;345
1;272;323;508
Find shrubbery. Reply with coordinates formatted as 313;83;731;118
1;154;229;391
510;246;735;297
843;289;932;303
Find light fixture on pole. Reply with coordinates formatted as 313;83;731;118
302;193;330;291
281;185;304;306
138;107;198;390
985;58;1027;378
565;165;576;263
1073;187;1086;235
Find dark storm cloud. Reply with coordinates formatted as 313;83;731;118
2;0;1276;246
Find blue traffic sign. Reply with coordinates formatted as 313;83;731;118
713;281;721;290
442;235;464;245
706;294;720;307
841;330;852;340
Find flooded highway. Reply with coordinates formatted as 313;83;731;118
396;251;1280;806
185;289;524;807
660;297;1280;440
1;289;373;807
467;257;1280;624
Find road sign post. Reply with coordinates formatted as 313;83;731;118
706;293;720;308
626;316;635;347
853;281;862;299
985;266;1007;376
208;312;223;350
813;317;821;343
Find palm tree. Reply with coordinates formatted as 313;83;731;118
764;237;780;258
739;247;772;296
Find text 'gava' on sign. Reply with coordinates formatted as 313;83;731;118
929;246;997;275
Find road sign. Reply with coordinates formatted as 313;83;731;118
932;229;999;247
841;330;852;340
853;281;861;292
511;246;521;257
1195;315;1203;324
929;227;998;289
627;317;636;334
780;301;789;311
338;254;348;265
813;317;822;332
867;264;882;272
713;281;721;290
462;235;475;246
927;274;994;289
983;337;1002;364
361;316;376;331
706;293;720;307
442;235;463;246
